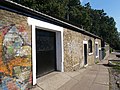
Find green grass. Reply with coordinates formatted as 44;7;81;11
112;62;120;73
113;62;120;65
95;61;99;64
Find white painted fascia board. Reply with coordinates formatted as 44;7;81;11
28;17;63;32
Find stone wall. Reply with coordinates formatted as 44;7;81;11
63;28;100;71
63;29;83;71
0;9;32;90
104;45;110;59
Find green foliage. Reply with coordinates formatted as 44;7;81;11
103;49;106;58
112;63;120;73
11;0;120;50
95;60;99;64
110;47;113;53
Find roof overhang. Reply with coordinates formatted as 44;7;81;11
0;0;102;39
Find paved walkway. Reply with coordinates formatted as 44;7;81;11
32;59;109;90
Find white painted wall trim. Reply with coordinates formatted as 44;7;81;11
95;42;98;44
99;48;101;50
28;17;64;85
31;25;36;85
83;40;88;44
56;31;64;72
61;31;64;72
95;42;99;58
96;56;99;58
28;17;63;32
84;64;88;67
88;52;93;55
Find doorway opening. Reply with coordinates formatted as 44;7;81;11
84;44;87;65
36;29;56;77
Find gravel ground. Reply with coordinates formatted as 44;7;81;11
109;66;120;90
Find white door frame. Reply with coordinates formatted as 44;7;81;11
83;41;88;67
28;17;64;85
95;42;99;58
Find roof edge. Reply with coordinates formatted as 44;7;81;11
1;0;102;39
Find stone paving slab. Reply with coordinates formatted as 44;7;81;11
90;83;109;90
37;72;59;83
63;72;80;77
37;73;71;90
57;79;78;90
31;86;42;90
70;81;90;90
95;75;109;85
60;60;109;90
32;60;109;90
73;73;84;81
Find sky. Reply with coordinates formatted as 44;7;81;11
81;0;120;32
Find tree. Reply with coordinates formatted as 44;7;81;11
11;0;120;50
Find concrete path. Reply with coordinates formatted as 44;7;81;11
32;60;109;90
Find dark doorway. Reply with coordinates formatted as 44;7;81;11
84;44;87;65
36;29;56;78
95;44;98;57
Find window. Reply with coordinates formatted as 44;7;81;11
88;39;92;53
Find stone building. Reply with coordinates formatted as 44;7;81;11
0;0;102;89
